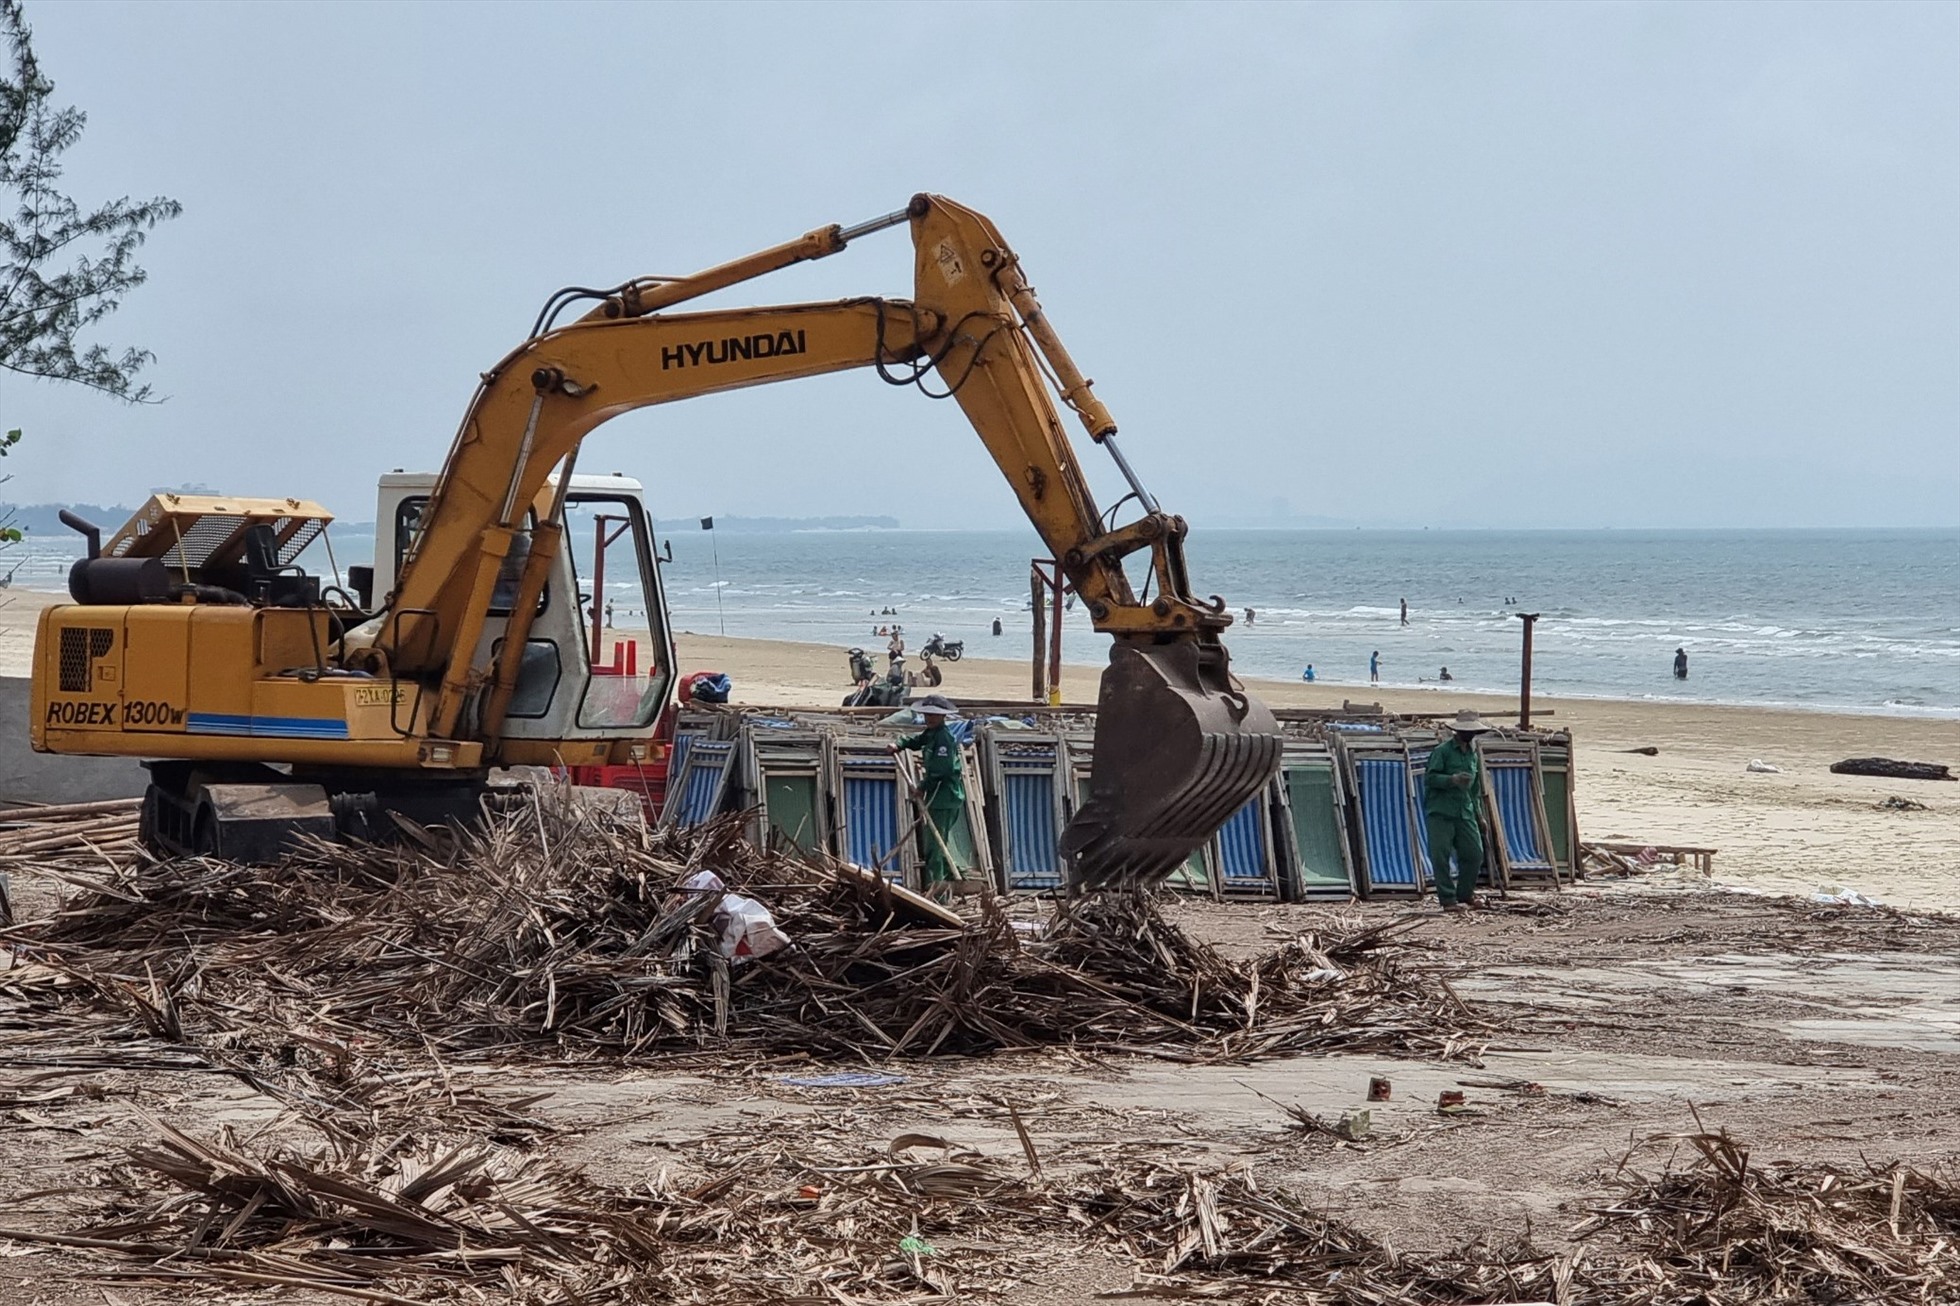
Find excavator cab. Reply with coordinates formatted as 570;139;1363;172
371;470;676;756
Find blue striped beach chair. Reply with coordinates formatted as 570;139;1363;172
982;729;1068;893
1337;737;1427;897
831;740;913;886
662;738;736;829
1478;738;1561;887
1213;786;1282;900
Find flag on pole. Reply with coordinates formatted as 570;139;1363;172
702;515;725;634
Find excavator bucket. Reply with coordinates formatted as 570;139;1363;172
1062;638;1283;890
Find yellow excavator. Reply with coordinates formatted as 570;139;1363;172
30;194;1279;887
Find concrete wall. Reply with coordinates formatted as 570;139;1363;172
0;676;147;804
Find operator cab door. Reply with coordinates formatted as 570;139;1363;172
557;493;671;733
486;488;672;743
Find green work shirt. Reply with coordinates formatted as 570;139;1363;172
897;723;966;806
1423;736;1482;821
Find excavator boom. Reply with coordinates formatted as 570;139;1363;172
38;195;1280;886
380;194;1279;886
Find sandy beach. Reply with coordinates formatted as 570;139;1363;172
6;586;1953;909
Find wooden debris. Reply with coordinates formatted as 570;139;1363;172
12;800;1482;1069
1572;1126;1960;1304
0;797;141;859
1;1100;1953;1303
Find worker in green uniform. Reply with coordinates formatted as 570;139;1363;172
895;694;965;902
1423;710;1492;912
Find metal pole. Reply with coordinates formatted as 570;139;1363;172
592;515;632;668
1048;562;1065;706
591;515;606;668
1518;613;1540;730
1030;563;1046;701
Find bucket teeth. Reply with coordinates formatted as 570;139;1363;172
1063;638;1282;890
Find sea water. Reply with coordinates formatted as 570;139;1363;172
651;528;1960;717
7;527;1955;717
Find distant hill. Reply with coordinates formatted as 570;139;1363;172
654;515;900;533
1;503;141;536
0;505;902;537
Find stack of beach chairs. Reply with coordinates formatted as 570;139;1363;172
649;704;1580;901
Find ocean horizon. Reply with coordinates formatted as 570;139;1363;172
8;526;1956;719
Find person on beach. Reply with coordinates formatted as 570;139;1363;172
1369;651;1380;683
1400;598;1408;626
1674;647;1689;680
888;626;905;662
1439;666;1452;682
1302;664;1316;682
992;618;1003;636
895;694;965;902
1424;710;1491;912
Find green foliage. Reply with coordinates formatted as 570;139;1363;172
1;0;180;401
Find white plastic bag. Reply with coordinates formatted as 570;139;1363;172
714;892;791;963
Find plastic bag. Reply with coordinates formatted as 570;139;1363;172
715;892;791;962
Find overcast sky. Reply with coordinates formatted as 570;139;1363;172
1;1;1955;531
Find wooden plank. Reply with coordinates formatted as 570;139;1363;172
828;860;967;930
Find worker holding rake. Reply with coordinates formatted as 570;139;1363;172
896;694;966;902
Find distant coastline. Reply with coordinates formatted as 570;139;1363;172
0;503;901;538
651;515;900;534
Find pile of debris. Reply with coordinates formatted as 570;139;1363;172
14;799;1478;1068
6;1119;1951;1303
1572;1126;1960;1302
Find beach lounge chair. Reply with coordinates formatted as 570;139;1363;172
830;738;915;887
739;722;831;855
981;728;1070;892
1273;740;1357;900
1336;732;1428;897
1213;785;1283;900
1478;736;1561;886
661;737;737;829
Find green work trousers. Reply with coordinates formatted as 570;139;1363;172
1425;813;1484;905
921;795;962;886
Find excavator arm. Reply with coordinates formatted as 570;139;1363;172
379;194;1279;887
